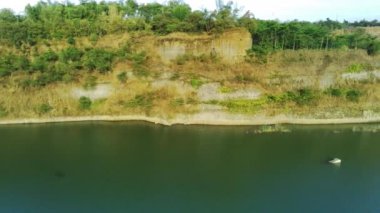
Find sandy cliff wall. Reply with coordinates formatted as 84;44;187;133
141;28;252;64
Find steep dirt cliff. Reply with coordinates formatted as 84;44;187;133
138;28;252;64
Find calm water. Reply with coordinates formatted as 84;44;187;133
0;122;380;212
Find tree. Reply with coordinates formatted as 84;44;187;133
125;0;139;17
138;3;163;22
0;9;17;22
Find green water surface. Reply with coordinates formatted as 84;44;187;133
0;122;379;212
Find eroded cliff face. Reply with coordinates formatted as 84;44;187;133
140;28;252;64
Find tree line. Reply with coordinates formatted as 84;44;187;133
251;19;380;57
0;0;379;62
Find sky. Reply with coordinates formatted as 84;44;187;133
0;0;379;22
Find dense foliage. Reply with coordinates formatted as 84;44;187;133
1;1;377;50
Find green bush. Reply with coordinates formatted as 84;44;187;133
60;47;83;62
117;72;128;83
246;47;270;64
346;89;361;102
267;89;318;105
116;42;133;58
125;17;149;31
67;36;76;45
41;50;59;62
129;51;147;66
367;41;380;56
295;89;318;105
32;71;64;87
325;88;343;97
30;58;48;72
14;55;30;71
79;96;92;110
37;103;53;115
83;48;114;72
89;33;99;45
0;53;30;76
0;54;15;76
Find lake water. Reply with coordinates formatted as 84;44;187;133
0;122;380;212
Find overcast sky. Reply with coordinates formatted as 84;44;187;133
0;0;379;22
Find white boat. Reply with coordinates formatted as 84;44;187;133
329;158;342;165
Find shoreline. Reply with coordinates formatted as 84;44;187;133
1;115;380;126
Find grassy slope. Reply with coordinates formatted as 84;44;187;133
0;30;379;120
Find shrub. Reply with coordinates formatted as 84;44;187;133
325;88;343;97
246;47;270;64
83;48;114;72
0;54;15;76
32;71;64;87
367;41;380;56
0;53;30;76
37;103;53;115
14;55;30;71
67;36;76;45
346;89;361;102
267;89;318;105
129;51;147;66
62;73;75;83
89;33;99;45
117;72;128;83
60;47;83;62
30;58;49;72
41;50;59;62
116;42;132;58
294;89;318;105
79;96;92;110
125;17;149;31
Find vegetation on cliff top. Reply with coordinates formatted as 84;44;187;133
0;0;379;52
